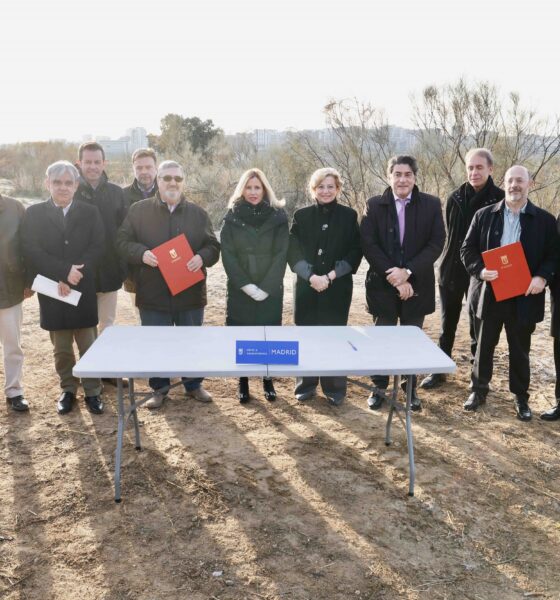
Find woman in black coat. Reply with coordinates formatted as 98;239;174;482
288;168;362;406
221;168;289;403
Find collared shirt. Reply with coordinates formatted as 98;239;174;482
160;198;178;213
501;202;527;247
393;192;411;245
50;198;74;217
139;181;157;199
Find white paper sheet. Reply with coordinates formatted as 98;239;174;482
31;274;82;306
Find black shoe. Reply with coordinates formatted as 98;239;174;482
464;391;486;412
409;390;422;412
57;391;76;415
85;395;104;415
401;380;422;412
419;373;445;389
6;395;29;412
367;388;385;410
514;397;532;421
540;402;560;421
238;377;249;404
263;378;277;402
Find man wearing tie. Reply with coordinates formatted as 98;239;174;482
360;155;445;411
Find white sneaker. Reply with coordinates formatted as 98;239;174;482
186;386;213;403
145;391;168;409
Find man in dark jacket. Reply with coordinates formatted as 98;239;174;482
122;148;159;316
76;141;128;335
22;161;105;415
543;221;560;421
360;155;445;411
421;148;504;389
117;160;220;408
122;148;158;207
461;165;558;420
0;194;33;411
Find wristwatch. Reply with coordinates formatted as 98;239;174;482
405;268;412;277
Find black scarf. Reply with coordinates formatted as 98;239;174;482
235;199;273;228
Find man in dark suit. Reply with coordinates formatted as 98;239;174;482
420;148;504;389
461;165;558;420
22;161;105;415
75;142;128;336
122;148;159;319
360;155;445;411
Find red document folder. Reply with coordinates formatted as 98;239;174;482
482;241;532;301
152;234;204;296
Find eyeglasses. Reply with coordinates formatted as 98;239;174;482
159;175;184;183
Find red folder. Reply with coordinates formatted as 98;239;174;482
152;234;204;296
482;241;532;301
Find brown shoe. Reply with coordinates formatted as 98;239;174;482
186;386;213;403
145;391;168;409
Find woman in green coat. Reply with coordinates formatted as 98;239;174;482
221;168;289;403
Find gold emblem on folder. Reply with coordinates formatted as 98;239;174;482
500;255;509;265
169;248;178;260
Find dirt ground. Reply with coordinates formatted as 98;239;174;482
1;259;559;600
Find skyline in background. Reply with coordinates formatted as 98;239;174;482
1;0;557;144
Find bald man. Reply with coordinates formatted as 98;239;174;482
460;166;559;420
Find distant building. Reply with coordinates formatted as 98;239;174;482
84;127;149;158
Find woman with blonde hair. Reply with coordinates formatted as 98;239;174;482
221;168;289;403
288;167;362;405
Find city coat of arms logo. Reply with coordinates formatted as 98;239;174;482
500;255;509;266
169;248;178;260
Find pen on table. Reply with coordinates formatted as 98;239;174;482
347;340;357;351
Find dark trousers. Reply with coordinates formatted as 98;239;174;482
139;307;204;393
554;336;560;399
371;314;425;389
438;283;478;360
295;375;347;402
471;299;535;400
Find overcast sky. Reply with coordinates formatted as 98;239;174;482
1;0;557;143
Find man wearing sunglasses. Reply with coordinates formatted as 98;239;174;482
116;160;220;408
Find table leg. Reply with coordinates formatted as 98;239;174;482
128;378;142;451
385;374;400;446
114;378;125;503
405;377;416;497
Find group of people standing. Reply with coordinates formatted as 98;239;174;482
2;143;560;424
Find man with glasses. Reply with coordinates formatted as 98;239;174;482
22;161;105;415
360;155;445;412
117;160;220;408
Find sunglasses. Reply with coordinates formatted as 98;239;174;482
159;175;184;183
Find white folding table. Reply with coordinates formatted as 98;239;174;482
74;325;455;501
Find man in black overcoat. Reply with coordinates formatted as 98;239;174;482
421;148;504;389
360;155;445;411
75;141;128;336
461;165;558;421
22;161;105;415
